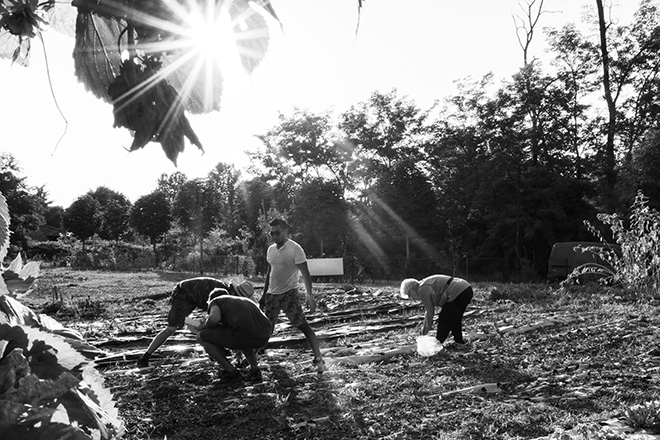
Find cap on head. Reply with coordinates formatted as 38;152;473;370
399;278;419;299
232;281;255;299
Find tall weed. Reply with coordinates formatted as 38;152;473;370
568;191;660;294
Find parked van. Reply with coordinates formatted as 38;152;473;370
547;242;621;282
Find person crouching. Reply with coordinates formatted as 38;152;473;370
195;288;272;384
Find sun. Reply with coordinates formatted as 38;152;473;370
110;0;273;114
182;2;240;74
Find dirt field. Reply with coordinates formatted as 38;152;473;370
22;267;660;439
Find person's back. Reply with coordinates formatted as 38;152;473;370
174;277;230;306
209;295;271;339
137;277;247;368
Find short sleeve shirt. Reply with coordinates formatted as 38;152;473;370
420;275;471;308
172;277;231;307
208;295;272;339
266;239;306;295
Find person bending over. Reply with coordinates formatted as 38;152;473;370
137;277;254;367
400;274;473;349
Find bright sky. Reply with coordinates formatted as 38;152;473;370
0;0;634;208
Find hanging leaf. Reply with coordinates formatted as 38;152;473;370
0;192;9;264
228;0;273;74
72;10;127;102
46;0;77;37
108;58;204;164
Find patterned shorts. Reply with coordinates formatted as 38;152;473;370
263;289;308;329
167;297;201;328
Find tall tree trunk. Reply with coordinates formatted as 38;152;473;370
596;0;617;209
198;235;204;275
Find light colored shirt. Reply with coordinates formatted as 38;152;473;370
420;274;471;308
266;239;306;295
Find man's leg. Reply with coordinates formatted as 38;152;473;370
197;337;236;372
280;290;325;370
259;293;280;353
138;298;197;367
196;330;242;384
241;349;259;370
297;322;323;361
138;326;176;367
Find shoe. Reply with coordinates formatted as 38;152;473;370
233;354;250;369
453;340;470;351
312;357;326;372
245;368;263;382
218;369;243;384
137;353;150;368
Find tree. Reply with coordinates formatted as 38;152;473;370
101;199;131;244
157;171;189;205
290;179;348;258
44;205;64;228
207;162;241;237
63;195;100;250
251;109;352;192
130;191;172;263
172;178;222;273
339;89;430;194
0;153;47;255
87;187;132;243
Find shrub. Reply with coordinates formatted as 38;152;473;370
27;240;72;261
70;239;154;271
567;191;660;293
624;400;660;433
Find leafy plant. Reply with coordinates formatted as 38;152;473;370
548;423;625;440
566;191;660;293
0;324;124;439
0;191;124;439
624;400;660;433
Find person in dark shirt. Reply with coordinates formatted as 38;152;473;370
137;277;254;367
195;288;272;383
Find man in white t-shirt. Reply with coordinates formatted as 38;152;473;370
260;218;325;372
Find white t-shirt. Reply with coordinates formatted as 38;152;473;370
266;239;307;295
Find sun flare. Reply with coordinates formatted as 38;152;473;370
110;0;273;116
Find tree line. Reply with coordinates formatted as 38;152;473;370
3;0;660;281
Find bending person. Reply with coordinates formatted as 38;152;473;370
400;274;473;349
137;277;255;367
